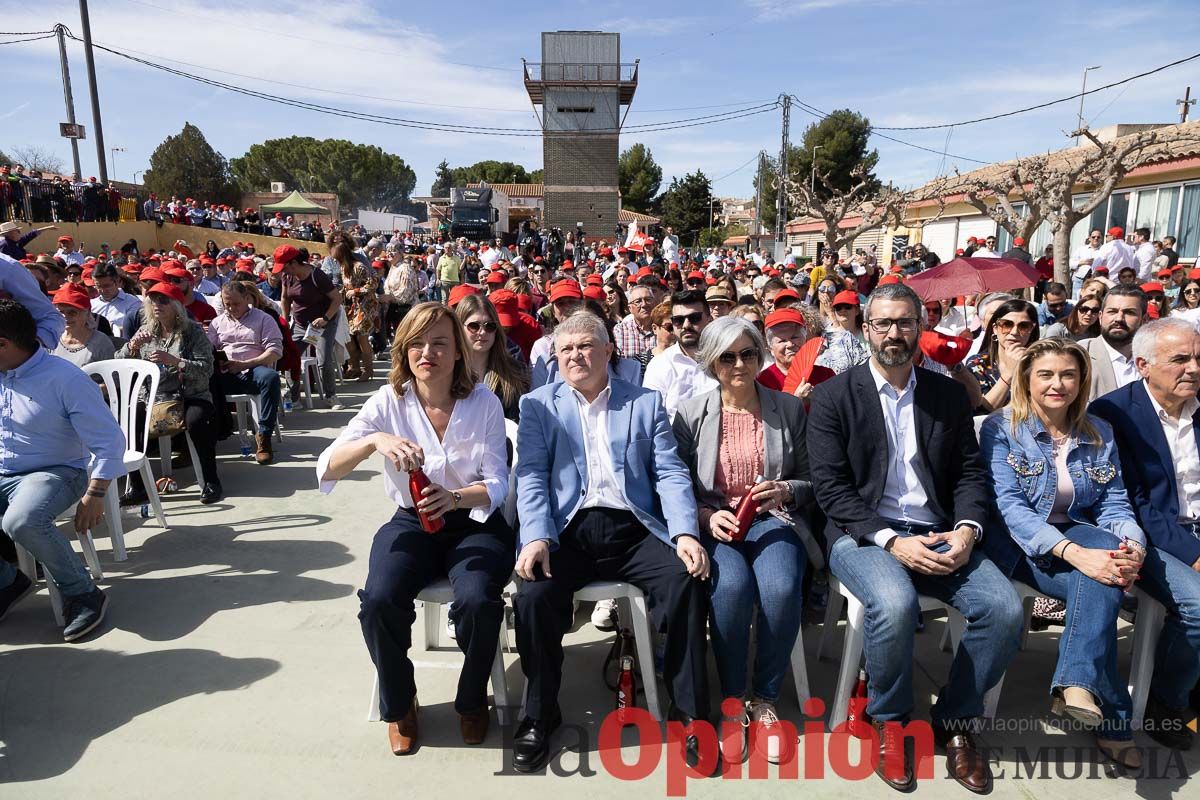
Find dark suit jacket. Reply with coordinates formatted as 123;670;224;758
806;362;991;552
1090;381;1200;567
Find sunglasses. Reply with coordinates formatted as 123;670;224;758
818;287;837;295
717;347;760;367
1185;288;1200;296
66;271;82;278
670;311;705;327
1077;305;1100;314
465;320;498;334
1047;302;1067;310
833;304;855;312
150;294;173;306
994;319;1034;334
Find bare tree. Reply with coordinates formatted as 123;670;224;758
781;165;948;257
10;145;65;176
957;159;1049;245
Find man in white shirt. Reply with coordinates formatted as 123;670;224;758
1070;229;1103;298
1133;227;1158;282
642;289;719;418
972;234;1000;258
661;226;679;265
479;243;502;269
1079;284;1147;400
88;262;142;332
54;235;87;266
1091;226;1136;277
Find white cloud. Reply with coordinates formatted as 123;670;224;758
743;0;878;18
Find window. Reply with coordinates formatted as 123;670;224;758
1155;187;1180;239
1107;192;1130;232
1179;184;1200;259
556;106;595;113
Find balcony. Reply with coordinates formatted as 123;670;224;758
523;60;639;104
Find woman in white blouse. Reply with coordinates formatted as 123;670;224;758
317;302;513;755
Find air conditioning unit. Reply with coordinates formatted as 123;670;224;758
270;182;286;193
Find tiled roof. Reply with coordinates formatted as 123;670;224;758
619;209;660;224
465;183;544;198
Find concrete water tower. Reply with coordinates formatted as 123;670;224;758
524;31;638;237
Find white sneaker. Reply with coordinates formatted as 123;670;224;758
720;700;749;763
328;396;345;411
591;597;618;631
749;700;790;764
446;617;457;641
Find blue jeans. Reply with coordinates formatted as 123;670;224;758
1014;523;1131;740
292;317;339;400
705;515;808;702
0;467;94;597
1136;542;1200;711
829;531;1023;724
218;366;281;435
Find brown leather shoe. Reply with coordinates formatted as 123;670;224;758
254;433;273;465
934;724;992;794
460;708;489;745
873;719;915;792
387;700;418;755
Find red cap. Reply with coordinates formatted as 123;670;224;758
272;244;302;273
147;281;186;304
585;274;604;287
583;286;606;302
686;270;706;281
919;330;973;367
1189;268;1200;281
485;270;508;285
139;267;166;283
1108;226;1125;238
561;260;575;270
877;274;903;286
967;237;978;243
56;235;73;243
773;288;802;303
1013;237;1026;246
832;290;860;306
216;256;230;265
489;289;520;327
549;280;583;303
447;284;481;307
955;248;965;256
1156;268;1173;279
163;265;190;281
1140;282;1165;294
121;263;143;275
764;308;807;330
1094;265;1110;274
51;283;91;310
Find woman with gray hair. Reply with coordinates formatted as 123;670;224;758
670;315;821;765
118;281;223;504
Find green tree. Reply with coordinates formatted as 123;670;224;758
528;168;544;184
450;160;534;186
430;159;454;197
229;137;417;213
143;123;236;203
698;227;725;248
659;170;712;245
619;143;662;212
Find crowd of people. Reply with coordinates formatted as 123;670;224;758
2;215;1199;789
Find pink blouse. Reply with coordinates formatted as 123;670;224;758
714;407;765;509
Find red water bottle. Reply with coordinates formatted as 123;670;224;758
846;668;870;739
731;474;765;541
616;655;637;723
408;467;444;533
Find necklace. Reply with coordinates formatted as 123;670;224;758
1050;432;1071;457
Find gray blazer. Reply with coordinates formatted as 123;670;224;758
671;383;824;568
1078;336;1118;401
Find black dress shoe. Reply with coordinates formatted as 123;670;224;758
119;486;149;508
512;710;561;773
1144;694;1195;751
668;707;711;772
200;482;224;505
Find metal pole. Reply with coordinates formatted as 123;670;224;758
55;25;82;182
1076;65;1100;144
810;144;824;196
78;0;108;183
1179;86;1194;123
775;95;790;256
753;151;764;239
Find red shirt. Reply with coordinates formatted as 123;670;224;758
756;363;786;390
1035;256;1054;282
504;314;543;361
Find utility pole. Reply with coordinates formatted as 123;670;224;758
79;0;108;183
1075;65;1101;145
1179;86;1195;123
753;150;764;238
775;94;791;260
54;25;82;182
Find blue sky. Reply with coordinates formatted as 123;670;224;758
3;0;1199;205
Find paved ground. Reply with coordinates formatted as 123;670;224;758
1;364;1197;798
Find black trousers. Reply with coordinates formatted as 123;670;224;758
514;508;710;722
359;507;515;722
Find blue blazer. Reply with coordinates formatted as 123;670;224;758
1090;380;1200;568
515;377;699;550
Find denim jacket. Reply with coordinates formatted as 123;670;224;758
979;408;1145;564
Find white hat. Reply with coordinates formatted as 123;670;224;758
0;221;23;236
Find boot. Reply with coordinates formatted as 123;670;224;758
255;433;274;465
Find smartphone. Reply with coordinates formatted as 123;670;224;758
926;538;952;555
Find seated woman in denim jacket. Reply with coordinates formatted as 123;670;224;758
979;337;1145;770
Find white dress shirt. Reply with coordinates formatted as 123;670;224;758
641;343;720;420
1070;243;1100;278
1102;338;1140;388
1146;391;1200;522
1091;239;1136;274
316;382;508;523
973;247;999;259
571;384;631;511
1134;242;1158;282
90;289;143;331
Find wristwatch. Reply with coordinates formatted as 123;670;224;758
451;490;462;510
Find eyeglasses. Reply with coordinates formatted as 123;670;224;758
717;347;760;367
866;317;919;334
1047;302;1067;311
657;322;674;332
1184;288;1200;296
670;311;705;327
833;304;855;312
66;271;82;278
994;319;1034;334
150;294;173;306
465;320;498;334
1076;305;1100;314
629;297;655;306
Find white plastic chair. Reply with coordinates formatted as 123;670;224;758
15;504;106;627
227;392;284;443
84;359;169;559
1125;586;1167;724
300;356;324;409
157;431;206;487
824;577;1002;729
572;580;665;721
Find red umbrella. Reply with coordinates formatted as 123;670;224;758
905;257;1040;303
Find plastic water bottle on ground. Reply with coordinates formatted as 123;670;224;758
282;376;294;412
139;504;150;519
239;432;252;458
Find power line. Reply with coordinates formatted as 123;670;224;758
869;50;1200;130
0;30;57;35
0;33;55;45
711;152;763;183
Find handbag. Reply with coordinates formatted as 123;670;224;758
148;394;187;438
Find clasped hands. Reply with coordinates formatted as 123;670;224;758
886;526;976;574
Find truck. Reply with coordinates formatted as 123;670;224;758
347;210;417;234
448;184;510;242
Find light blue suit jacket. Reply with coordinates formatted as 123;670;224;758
515;377;699;550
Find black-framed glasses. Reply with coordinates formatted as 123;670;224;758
1077;305;1101;314
833;304;855;312
670;311;705;327
717;347;760;367
866;317;919;334
465;320;498;334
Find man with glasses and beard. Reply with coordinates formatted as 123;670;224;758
642;289;718;418
807;282;1022;794
1078;284;1147;401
